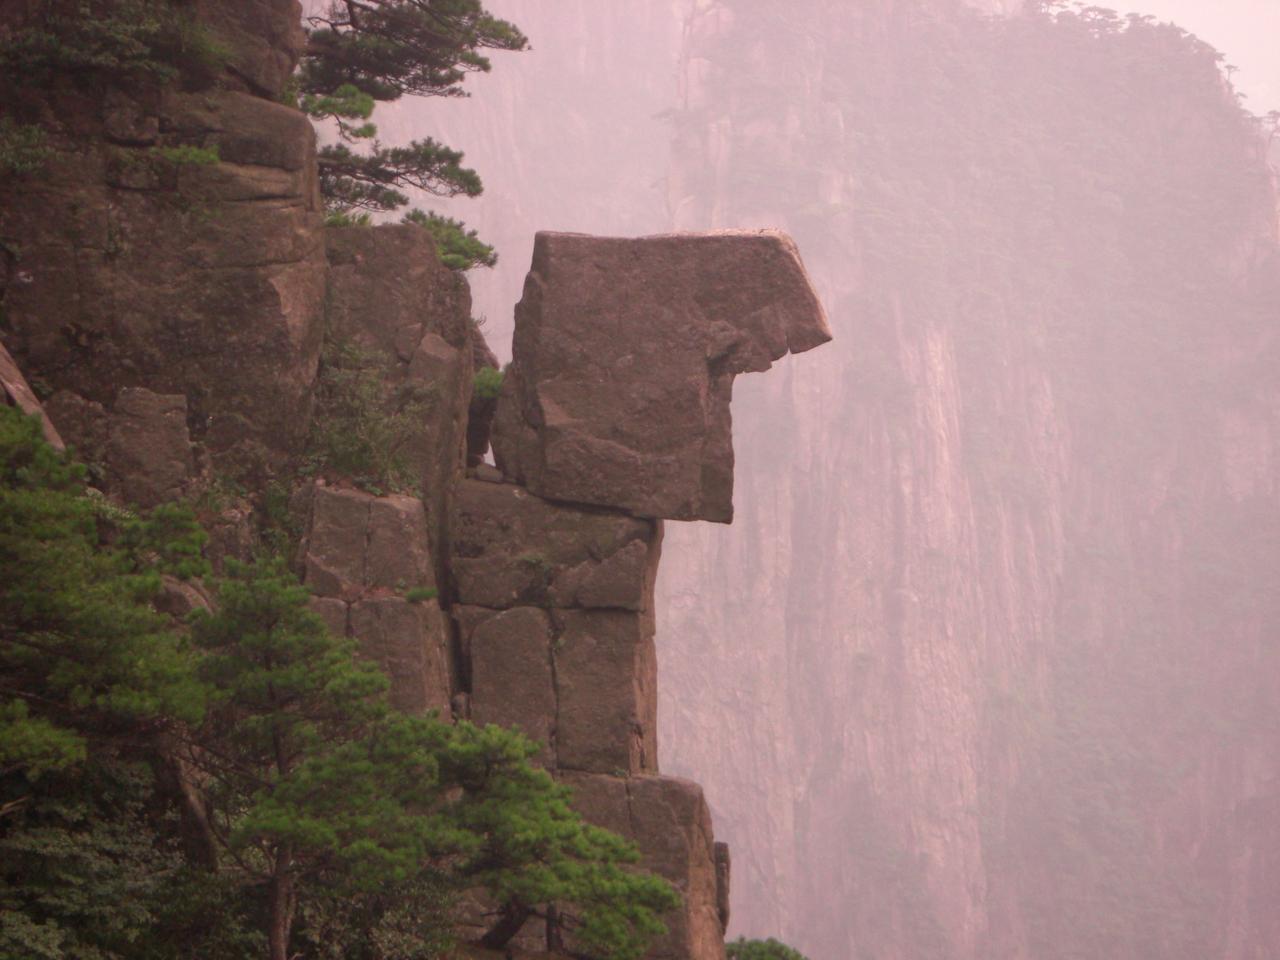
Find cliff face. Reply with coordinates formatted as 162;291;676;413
1;6;842;955
659;2;1280;958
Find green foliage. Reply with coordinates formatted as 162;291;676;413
472;365;504;400
1;409;676;959
298;1;525;263
0;0;229;89
301;0;528;104
323;209;373;228
0;406;207;779
0;760;184;960
0;406;209;960
188;559;677;959
307;338;431;494
317;139;483;214
150;144;220;167
403;208;497;270
0;119;51;177
727;937;812;960
300;83;376;137
404;586;438;603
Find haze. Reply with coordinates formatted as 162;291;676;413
390;2;1280;957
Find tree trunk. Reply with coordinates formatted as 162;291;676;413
479;900;532;950
267;851;295;960
546;904;565;952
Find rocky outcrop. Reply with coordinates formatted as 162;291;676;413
565;774;724;960
451;478;660;611
0;341;63;450
192;0;305;98
105;388;194;508
325;225;475;576
449;477;661;776
492;230;831;522
1;11;325;472
1;4;842;956
300;483;452;716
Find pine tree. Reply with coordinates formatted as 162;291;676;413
0;405;208;960
300;0;527;267
187;559;678;960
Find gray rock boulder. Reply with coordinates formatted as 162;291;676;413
492;230;831;521
0;342;64;450
562;774;724;960
106;388;193;508
450;478;660;611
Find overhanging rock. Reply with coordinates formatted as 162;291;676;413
492;230;832;522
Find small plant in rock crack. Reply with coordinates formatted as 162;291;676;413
472;365;504;400
404;586;438;604
308;338;429;495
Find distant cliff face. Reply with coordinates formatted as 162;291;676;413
659;2;1280;958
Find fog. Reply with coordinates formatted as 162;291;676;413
389;2;1280;957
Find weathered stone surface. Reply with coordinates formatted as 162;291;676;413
326;226;470;357
307;596;349;638
0;341;64;450
302;486;371;598
106;388;193;508
192;0;304;99
554;610;657;775
325;226;474;580
454;889;548;955
714;841;731;932
302;485;435;600
492;230;831;522
103;88;160;146
350;598;452;716
367;494;435;591
0;89;325;467
301;483;450;714
43;391;105;463
563;774;724;960
203;501;256;573
451;479;660;611
463;607;556;763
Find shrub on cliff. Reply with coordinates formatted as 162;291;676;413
306;338;432;494
0;405;207;780
402;207;498;269
726;937;812;960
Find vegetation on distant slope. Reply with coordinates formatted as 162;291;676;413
0;405;678;960
726;937;811;960
300;0;527;268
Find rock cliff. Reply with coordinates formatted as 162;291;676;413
374;2;1280;957
0;5;833;956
